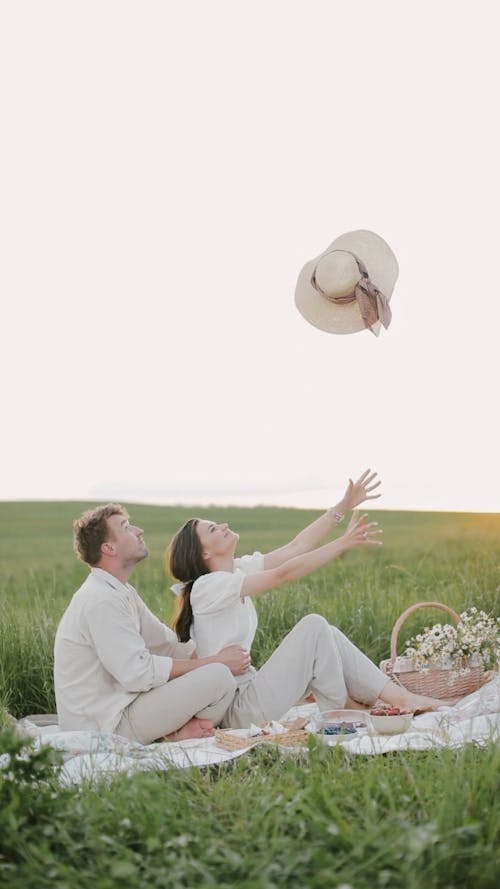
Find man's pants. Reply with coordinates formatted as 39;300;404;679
115;662;236;744
222;613;389;728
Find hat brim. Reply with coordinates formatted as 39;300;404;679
295;229;399;334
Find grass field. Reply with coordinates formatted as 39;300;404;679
1;502;499;888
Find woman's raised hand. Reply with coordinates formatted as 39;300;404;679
341;510;383;549
340;469;381;512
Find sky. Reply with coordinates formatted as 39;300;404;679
1;1;499;513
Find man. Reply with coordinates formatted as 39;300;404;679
54;503;250;744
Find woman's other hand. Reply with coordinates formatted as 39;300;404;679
216;645;252;675
342;510;383;550
339;469;381;512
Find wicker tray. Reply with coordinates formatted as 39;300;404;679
379;601;485;698
215;723;309;752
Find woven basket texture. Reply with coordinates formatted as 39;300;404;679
379;601;486;699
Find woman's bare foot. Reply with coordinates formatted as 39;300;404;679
165;717;215;742
379;680;461;712
345;695;371;711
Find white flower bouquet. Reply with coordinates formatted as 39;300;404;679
379;602;499;698
404;607;500;673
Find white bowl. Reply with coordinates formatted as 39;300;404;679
311;709;366;740
365;712;413;735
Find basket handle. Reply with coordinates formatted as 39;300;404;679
390;601;461;660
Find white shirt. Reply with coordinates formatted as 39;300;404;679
190;552;264;668
54;567;195;733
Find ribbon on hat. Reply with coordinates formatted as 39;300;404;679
311;250;392;336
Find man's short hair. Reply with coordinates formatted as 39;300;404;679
73;503;128;566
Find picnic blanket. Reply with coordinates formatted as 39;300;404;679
12;675;500;785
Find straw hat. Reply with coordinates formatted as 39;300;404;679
295;230;399;336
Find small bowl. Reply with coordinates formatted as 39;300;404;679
365;712;413;735
312;709;366;741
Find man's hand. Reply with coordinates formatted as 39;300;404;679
215;645;251;675
172;646;251;678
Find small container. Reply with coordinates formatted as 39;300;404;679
365;711;413;735
312;709;366;742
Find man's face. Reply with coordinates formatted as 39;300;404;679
104;513;149;567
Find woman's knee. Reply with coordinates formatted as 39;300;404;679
296;613;330;637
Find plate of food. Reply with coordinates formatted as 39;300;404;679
310;709;367;744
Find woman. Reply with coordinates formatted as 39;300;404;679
167;471;453;728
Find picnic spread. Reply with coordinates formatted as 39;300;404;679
7;675;500;786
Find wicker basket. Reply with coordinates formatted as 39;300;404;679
379;601;486;699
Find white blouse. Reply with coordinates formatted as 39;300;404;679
190;552;264;660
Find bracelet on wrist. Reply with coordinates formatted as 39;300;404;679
327;509;345;524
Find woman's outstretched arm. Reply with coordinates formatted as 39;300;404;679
242;511;382;599
263;470;381;570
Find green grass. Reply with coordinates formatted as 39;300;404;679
1;502;500;887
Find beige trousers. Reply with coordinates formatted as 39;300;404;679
222;614;389;729
115;662;236;744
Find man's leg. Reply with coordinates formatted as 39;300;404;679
115;663;235;744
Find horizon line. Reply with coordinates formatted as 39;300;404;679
0;497;498;516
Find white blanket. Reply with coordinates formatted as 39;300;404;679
16;676;500;785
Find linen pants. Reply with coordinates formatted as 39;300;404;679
115;662;236;744
221;613;389;729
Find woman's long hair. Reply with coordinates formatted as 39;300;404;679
167;519;210;642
